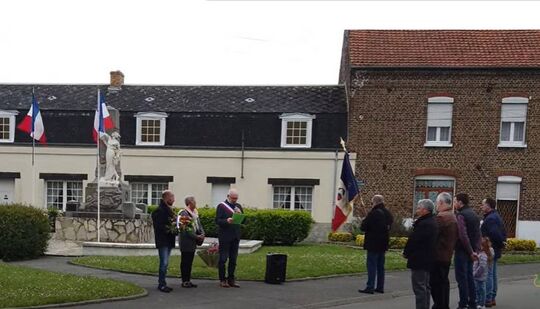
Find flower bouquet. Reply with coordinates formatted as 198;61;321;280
197;241;219;268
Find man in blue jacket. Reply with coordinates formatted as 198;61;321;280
151;190;176;293
481;198;507;307
215;188;244;288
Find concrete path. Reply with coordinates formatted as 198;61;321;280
11;257;540;309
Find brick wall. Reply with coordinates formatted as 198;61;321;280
346;69;540;221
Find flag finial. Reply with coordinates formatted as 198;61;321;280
339;137;347;152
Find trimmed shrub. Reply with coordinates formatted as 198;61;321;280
328;232;353;242
355;234;365;247
389;237;408;249
504;238;537;252
245;209;313;245
0;204;51;261
148;206;313;245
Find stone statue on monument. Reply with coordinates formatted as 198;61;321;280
99;131;121;186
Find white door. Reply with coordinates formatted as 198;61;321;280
0;179;15;205
211;183;230;207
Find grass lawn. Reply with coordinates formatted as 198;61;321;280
71;244;540;281
0;262;145;308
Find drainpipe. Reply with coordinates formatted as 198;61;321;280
241;130;245;179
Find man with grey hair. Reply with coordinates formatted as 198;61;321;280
404;199;439;309
216;188;244;288
430;192;457;309
359;194;394;294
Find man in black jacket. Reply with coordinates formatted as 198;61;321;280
359;195;394;294
151;190;176;293
454;193;481;309
404;199;438;309
215;188;244;288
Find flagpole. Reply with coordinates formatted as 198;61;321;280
31;88;36;207
97;88;101;243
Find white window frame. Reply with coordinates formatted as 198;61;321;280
424;97;454;147
135;112;168;146
45;180;84;211
272;185;313;212
496;175;522;236
279;113;316;148
0;110;19;143
498;97;528;148
130;182;169;206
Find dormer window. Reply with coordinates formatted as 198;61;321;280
0;110;18;143
135;112;168;146
279;113;315;148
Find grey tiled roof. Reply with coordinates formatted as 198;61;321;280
0;84;346;113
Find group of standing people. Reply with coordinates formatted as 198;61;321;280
360;192;506;309
151;188;244;293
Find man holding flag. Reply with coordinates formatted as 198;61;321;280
359;194;394;294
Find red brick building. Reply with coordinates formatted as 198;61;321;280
339;30;540;245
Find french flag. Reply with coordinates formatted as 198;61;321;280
331;152;360;232
17;93;47;144
93;90;115;142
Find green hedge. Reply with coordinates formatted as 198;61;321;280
0;204;51;261
148;206;313;245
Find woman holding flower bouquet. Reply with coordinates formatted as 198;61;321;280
178;195;205;288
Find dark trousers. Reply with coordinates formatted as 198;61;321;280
430;261;451;309
454;250;476;308
411;269;431;309
218;238;240;282
180;251;195;282
157;246;172;287
366;251;385;290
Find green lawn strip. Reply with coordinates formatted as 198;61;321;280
72;244;540;281
72;244;405;280
0;262;145;308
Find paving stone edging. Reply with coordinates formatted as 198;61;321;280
6;289;148;309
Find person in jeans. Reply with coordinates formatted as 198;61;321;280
480;198;507;307
178;195;205;288
454;193;481;309
359;195;394;294
474;237;492;309
430;192;458;309
151;190;177;293
403;199;438;309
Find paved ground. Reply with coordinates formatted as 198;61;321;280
11;257;540;309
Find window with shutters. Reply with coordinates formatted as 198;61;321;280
499;97;528;148
424;97;453;147
496;176;521;238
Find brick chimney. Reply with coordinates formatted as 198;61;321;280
109;70;124;90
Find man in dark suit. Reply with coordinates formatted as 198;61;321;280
215;188;243;288
178;195;205;288
151;190;176;293
404;199;439;309
359;194;394;294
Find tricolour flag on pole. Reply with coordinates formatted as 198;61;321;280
331;152;360;232
93;91;114;142
17;93;46;144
